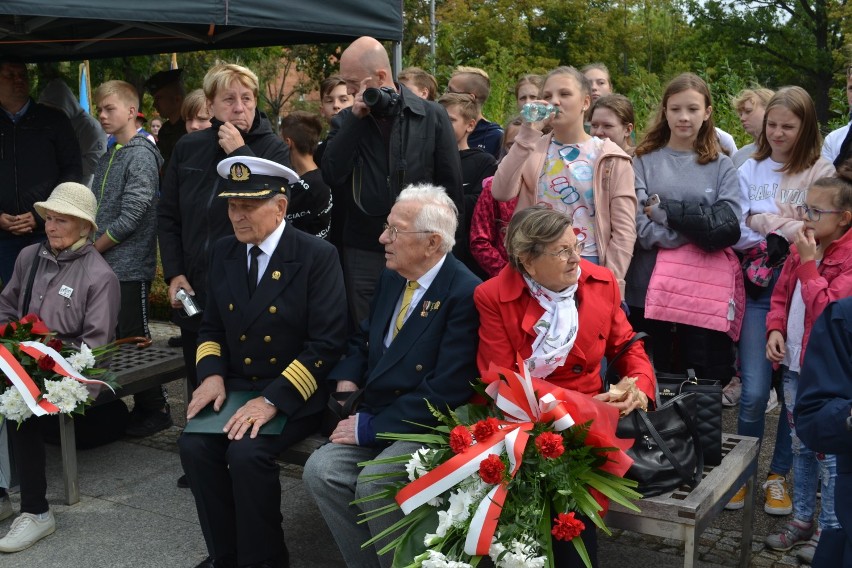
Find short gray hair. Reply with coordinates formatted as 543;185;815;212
395;184;458;253
505;205;573;274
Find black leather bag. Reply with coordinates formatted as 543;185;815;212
616;393;704;497
657;370;723;466
320;389;363;437
604;333;704;497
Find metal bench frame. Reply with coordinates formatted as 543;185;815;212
59;345;186;505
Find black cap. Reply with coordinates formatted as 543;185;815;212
145;69;183;94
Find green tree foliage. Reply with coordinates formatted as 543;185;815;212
687;0;847;123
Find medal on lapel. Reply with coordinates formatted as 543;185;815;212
272;271;281;280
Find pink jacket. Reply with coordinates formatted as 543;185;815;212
766;228;852;366
490;123;637;299
645;244;745;341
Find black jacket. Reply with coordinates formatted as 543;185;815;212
0;99;82;237
321;84;463;252
157;111;290;330
661;199;741;252
197;225;347;419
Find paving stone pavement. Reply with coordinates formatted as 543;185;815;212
121;321;813;567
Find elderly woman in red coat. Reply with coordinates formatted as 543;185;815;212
473;205;655;568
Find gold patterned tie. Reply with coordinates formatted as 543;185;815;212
393;281;419;339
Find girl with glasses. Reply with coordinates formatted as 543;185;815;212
727;86;835;515
761;163;852;561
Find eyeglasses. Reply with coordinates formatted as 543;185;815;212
796;204;844;222
382;223;435;242
542;242;585;261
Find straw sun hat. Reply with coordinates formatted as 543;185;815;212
33;182;98;232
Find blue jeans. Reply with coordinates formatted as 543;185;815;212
736;273;792;474
783;367;839;529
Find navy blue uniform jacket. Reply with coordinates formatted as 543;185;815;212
196;224;348;420
795;298;852;568
330;254;481;445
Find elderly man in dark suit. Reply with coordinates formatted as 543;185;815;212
303;183;481;568
179;156;348;568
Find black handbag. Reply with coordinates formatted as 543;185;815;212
616;393;704;497
604;333;704;497
657;370;723;466
320;389;363;437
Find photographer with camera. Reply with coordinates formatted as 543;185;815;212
322;36;464;325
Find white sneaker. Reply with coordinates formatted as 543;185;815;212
722;377;742;407
765;389;779;414
0;511;56;552
0;497;12;522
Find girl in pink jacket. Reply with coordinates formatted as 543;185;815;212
762;169;852;558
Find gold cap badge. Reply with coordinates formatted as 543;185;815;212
229;162;251;182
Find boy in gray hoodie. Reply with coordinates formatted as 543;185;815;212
92;80;168;436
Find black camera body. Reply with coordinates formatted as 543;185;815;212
363;87;401;116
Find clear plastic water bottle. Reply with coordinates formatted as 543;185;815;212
521;102;556;122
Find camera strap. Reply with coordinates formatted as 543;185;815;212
352;105;408;218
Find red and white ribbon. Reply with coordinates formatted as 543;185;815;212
0;344;59;416
19;341;113;392
397;357;589;556
0;341;112;417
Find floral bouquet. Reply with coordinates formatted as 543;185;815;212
358;357;642;568
0;314;118;424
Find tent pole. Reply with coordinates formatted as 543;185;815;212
392;41;402;81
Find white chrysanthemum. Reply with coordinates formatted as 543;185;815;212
405;448;444;506
435;510;453;537
43;377;90;413
447;488;475;526
420;550;451;568
423;533;441;547
67;342;96;372
492;539;545;568
0;387;34;423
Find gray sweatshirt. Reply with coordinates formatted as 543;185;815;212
92;134;163;281
625;147;741;308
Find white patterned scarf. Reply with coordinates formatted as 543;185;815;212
523;269;581;378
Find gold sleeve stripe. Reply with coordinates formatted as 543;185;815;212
282;360;317;401
196;342;221;364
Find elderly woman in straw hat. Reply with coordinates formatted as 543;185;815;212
0;182;119;553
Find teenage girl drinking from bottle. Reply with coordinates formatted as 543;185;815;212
624;72;742;397
491;66;636;299
727;86;835;514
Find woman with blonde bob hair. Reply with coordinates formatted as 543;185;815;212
158;61;289;431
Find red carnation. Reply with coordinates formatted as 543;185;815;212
478;454;505;484
552;512;585;541
449;425;473;454
37;355;55;371
535;431;565;459
472;417;499;441
47;338;63;352
21;314;50;335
